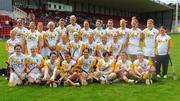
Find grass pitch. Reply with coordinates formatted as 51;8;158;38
0;34;180;101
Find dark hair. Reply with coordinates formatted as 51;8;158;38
159;26;167;30
14;44;22;50
103;51;110;57
83;48;90;53
64;51;71;56
119;51;127;56
49;51;57;56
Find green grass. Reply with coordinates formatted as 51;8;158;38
0;34;180;101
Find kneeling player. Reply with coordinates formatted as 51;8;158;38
133;51;156;85
115;52;134;83
25;46;44;84
50;51;80;87
77;48;96;85
8;44;26;86
95;51;116;84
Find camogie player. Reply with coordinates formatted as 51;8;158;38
116;19;130;52
68;32;85;60
6;30;20;55
56;33;70;61
50;51;80;87
54;18;67;42
155;26;172;78
13;19;28;53
77;48;96;85
8;44;26;86
25;46;44;84
42;52;60;81
80;20;93;42
36;22;46;57
126;17;142;61
109;33;122;59
93;19;104;43
66;15;81;41
133;51;156;85
95;51;116;84
105;19;117;41
96;34;111;58
44;21;59;56
25;22;40;55
115;52;134;83
142;19;158;60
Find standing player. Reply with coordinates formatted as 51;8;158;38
13;19;28;53
55;18;67;42
93;19;104;43
155;26;172;78
126;17;142;61
105;19;117;41
6;30;20;55
142;19;158;61
8;44;26;86
66;15;81;41
25;22;40;55
80;20;93;42
36;22;46;57
44;21;59;56
116;19;130;52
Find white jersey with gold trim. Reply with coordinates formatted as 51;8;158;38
25;30;39;54
13;27;28;46
62;59;76;71
37;30;46;56
96;41;111;57
127;28;142;55
96;58;115;73
80;28;93;42
105;27;117;41
66;23;81;41
115;60;132;70
84;41;97;56
116;27;129;44
142;28;158;57
93;28;105;43
109;40;122;57
57;41;69;59
7;38;20;55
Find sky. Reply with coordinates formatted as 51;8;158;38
160;0;176;4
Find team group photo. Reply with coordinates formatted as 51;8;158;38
0;0;179;101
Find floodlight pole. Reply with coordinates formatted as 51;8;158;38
175;0;179;32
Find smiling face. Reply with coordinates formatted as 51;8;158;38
84;21;89;29
147;19;154;29
37;22;43;31
83;48;89;58
131;20;138;28
29;22;36;31
107;20;113;28
159;27;166;35
119;52;127;61
96;20;101;28
31;47;37;56
70;15;77;25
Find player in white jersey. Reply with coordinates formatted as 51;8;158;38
96;34;111;58
66;15;81;41
6;30;20;55
44;21;59;56
42;52;60;81
54;18;67;42
133;51;155;85
84;34;97;57
93;19;105;43
77;48;96;85
25;46;44;84
95;51;116;84
56;34;70;61
8;44;26;86
50;51;80;87
142;19;158;59
155;26;172;78
109;33;122;59
127;17;142;61
115;52;134;83
68;32;85;60
116;19;130;52
13;19;28;53
80;20;93;42
105;19;117;41
36;22;46;57
25;22;40;55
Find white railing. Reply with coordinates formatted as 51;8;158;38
11;6;27;19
